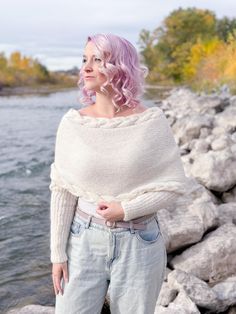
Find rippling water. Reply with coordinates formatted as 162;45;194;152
0;87;167;313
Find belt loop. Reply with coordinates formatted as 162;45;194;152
85;215;92;229
129;221;135;234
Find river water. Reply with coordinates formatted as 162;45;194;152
0;87;168;313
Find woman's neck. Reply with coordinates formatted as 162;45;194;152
92;92;130;118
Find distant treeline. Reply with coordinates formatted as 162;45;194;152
0;51;77;89
138;7;236;93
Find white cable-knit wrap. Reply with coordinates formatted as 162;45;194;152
50;162;187;203
49;106;188;203
70;106;163;128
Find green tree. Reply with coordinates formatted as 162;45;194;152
216;16;236;42
138;29;158;70
33;60;50;83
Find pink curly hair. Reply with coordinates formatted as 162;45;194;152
77;33;149;112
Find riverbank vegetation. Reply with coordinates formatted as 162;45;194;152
0;51;77;91
139;7;236;94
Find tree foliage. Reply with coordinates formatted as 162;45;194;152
216;16;236;42
0;51;76;88
138;7;236;93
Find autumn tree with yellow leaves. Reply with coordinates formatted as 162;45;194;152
139;7;236;93
0;51;76;89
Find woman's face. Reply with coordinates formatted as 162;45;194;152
82;41;107;92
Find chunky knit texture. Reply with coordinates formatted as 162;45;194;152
49;106;189;263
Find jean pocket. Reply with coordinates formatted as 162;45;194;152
135;216;161;244
70;218;85;238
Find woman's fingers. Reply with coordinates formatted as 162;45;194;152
52;263;67;296
54;274;63;295
52;275;59;295
62;263;69;283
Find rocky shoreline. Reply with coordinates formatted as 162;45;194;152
5;87;236;313
153;86;236;313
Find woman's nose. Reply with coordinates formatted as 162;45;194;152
84;67;92;73
84;60;93;72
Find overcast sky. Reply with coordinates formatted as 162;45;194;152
1;0;236;70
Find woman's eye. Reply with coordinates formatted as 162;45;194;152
82;57;102;65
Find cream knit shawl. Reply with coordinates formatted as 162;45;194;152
49;106;188;203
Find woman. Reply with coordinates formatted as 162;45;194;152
49;33;188;314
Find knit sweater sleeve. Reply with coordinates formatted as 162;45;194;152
121;190;179;221
49;180;78;263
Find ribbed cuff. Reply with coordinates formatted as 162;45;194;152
121;191;178;221
50;188;78;263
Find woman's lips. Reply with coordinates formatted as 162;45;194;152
85;76;95;80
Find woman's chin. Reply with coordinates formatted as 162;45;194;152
85;87;97;92
84;84;100;92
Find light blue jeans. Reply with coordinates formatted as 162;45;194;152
55;211;167;314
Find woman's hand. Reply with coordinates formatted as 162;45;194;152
96;200;125;222
52;262;69;296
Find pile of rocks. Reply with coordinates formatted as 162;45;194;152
154;86;236;313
